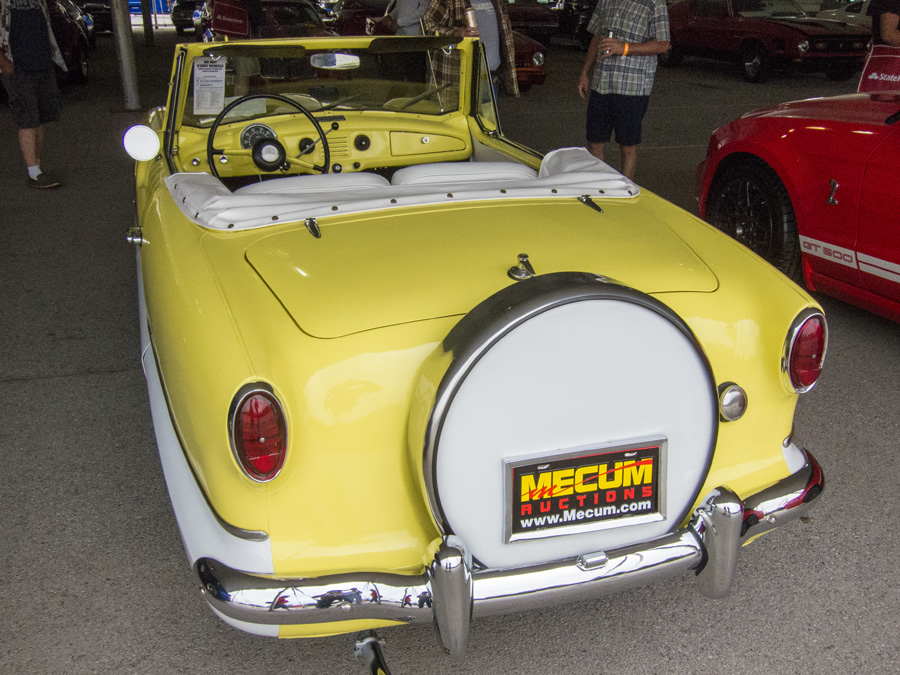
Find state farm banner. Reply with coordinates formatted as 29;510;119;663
859;45;900;93
211;0;251;38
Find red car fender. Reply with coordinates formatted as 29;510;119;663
697;120;803;220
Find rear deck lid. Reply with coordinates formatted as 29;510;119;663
243;198;718;338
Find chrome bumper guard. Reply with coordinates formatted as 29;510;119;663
197;449;823;655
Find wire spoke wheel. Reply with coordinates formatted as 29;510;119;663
707;159;801;281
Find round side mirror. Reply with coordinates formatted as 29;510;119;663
123;125;161;162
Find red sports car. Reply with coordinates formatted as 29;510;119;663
697;91;900;322
664;0;871;82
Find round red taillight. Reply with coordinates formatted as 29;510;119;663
231;389;286;481
787;313;827;392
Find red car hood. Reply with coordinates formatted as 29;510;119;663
741;92;900;126
764;17;871;35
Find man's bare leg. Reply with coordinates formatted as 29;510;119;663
587;141;605;162
621;144;638;180
18;126;40;168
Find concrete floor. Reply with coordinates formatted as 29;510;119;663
1;27;898;674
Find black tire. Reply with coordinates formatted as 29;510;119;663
70;43;89;84
705;158;802;281
740;43;769;83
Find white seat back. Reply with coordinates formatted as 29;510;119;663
391;161;537;186
235;172;391;195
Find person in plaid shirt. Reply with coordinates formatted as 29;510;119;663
0;0;66;188
577;0;669;180
421;0;518;96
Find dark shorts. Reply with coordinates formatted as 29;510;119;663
586;92;650;147
1;67;61;129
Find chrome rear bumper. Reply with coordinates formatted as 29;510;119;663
197;449;823;654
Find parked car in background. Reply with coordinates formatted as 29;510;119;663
664;0;871;81
507;0;559;45
196;0;331;39
816;0;872;28
74;0;111;33
513;30;547;91
123;34;826;670
698;91;900;322
330;0;547;91
170;0;203;34
49;0;91;82
552;0;594;49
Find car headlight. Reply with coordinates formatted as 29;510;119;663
783;309;828;393
229;383;287;481
798;40;809;53
532;51;545;67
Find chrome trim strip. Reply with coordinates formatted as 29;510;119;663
692;488;742;599
471;529;702;618
429;542;473;656
740;449;824;544
163;49;186;174
196;559;432;626
198;450;823;634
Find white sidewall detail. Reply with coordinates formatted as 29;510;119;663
435;299;716;569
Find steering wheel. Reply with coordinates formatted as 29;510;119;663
206;93;331;178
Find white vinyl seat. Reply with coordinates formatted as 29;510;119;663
390;161;538;186
166;149;639;231
235;172;391;195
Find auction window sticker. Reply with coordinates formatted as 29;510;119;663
193;56;226;116
193;56;268;118
504;438;667;543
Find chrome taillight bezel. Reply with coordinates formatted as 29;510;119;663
782;309;828;394
228;382;287;482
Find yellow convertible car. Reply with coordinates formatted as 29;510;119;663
125;35;826;670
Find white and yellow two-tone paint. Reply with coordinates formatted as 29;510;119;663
126;35;827;658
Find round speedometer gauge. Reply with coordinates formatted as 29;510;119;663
240;123;276;150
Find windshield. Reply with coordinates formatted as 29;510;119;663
181;39;464;128
733;0;807;17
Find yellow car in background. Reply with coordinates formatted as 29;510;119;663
125;35;826;670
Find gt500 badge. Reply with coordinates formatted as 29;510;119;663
504;439;666;542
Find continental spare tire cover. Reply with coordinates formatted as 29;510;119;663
409;273;717;570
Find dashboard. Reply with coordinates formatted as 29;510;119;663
174;110;474;177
